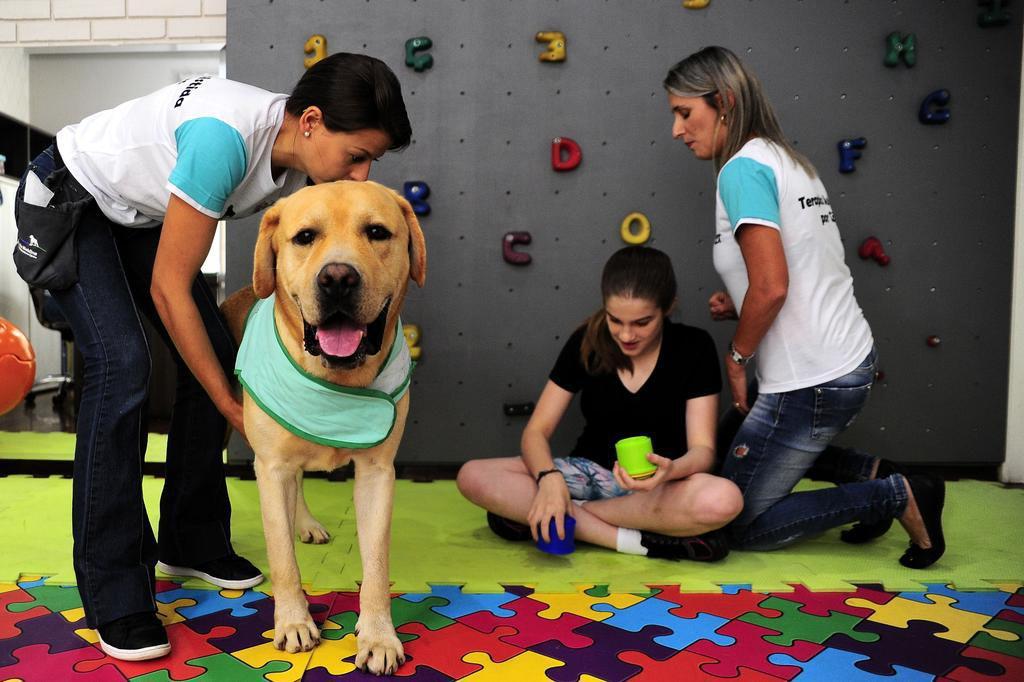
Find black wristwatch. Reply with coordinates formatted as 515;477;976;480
728;340;755;367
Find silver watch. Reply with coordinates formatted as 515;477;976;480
729;341;755;366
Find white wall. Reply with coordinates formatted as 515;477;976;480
0;47;29;121
29;47;223;133
1003;44;1024;484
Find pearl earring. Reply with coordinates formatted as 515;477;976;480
304;130;311;137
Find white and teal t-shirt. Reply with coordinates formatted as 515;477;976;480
56;76;307;227
712;138;873;393
234;295;412;449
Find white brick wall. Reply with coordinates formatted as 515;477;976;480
53;1;124;19
91;16;162;40
127;0;200;18
0;0;223;45
18;18;88;41
0;1;50;20
167;15;221;39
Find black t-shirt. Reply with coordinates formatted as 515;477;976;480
548;320;722;470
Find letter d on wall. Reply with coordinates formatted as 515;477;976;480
551;137;582;172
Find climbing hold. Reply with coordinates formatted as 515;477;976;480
405;37;433;72
304;34;328;69
919;89;951;125
403;181;431;216
403;324;422;360
838;137;867;174
535;31;566;62
926;335;941;348
503;232;532;265
978;0;1011;27
551;137;582;172
620;212;652;245
683;0;711;8
858;236;890;266
503;402;536;417
883;32;916;67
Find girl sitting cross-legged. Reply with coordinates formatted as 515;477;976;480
457;246;743;561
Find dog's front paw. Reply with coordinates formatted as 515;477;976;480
273;605;320;653
296;517;331;544
354;616;405;675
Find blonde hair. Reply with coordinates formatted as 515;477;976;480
664;45;816;176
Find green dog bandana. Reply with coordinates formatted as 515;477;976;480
235;294;411;448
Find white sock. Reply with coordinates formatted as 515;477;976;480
616;527;648;555
572;499;587;507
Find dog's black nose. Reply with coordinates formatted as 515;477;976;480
317;263;361;300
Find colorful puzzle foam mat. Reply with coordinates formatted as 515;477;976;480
1;576;1022;680
0;476;1021;593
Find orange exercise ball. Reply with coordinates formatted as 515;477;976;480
0;316;36;415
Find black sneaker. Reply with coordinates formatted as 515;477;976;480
97;612;170;661
640;530;730;562
487;512;532;542
157;554;264;589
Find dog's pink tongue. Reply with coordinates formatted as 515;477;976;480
316;318;366;357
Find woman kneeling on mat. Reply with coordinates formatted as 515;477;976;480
457;246;742;561
664;45;945;567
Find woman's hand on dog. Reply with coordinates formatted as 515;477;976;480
528;473;573;543
222;396;248;443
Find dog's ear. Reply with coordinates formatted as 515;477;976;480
253;199;283;298
392;190;427;287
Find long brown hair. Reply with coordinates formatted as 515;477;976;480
580;246;677;375
663;45;816;176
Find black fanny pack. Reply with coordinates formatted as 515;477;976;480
13;146;95;291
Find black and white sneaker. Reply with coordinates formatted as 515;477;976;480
486;512;532;542
97;612;170;661
157;554;264;590
640;529;730;562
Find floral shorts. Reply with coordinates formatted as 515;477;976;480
553;456;629;501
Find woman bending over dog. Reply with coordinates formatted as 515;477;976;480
458;246;742;561
13;53;411;661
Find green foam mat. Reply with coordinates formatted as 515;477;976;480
0;431;169;462
0;476;1020;594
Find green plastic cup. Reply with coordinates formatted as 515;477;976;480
615;436;657;479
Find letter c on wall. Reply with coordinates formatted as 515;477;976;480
503;232;532;265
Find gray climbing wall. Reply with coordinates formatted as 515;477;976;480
225;0;1022;467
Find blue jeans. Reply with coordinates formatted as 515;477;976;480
721;348;908;550
16;146;237;628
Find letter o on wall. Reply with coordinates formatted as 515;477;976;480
620;212;651;245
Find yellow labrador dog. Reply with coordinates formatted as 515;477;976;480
222;180;425;675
